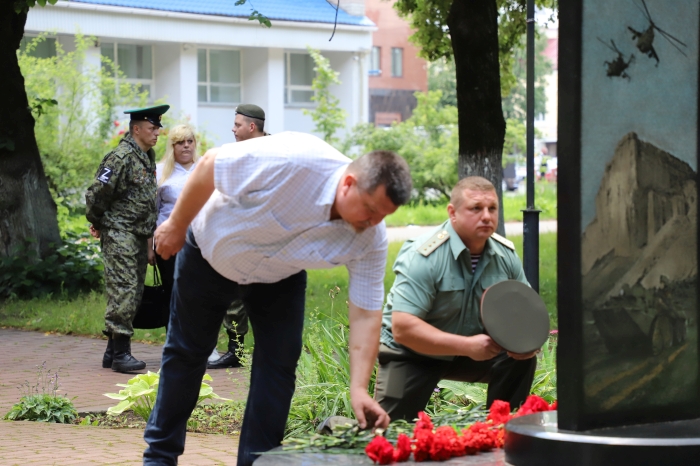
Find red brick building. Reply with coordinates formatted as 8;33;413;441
365;0;428;126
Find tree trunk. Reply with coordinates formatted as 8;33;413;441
0;3;60;259
447;0;507;235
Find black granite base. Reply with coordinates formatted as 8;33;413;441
505;411;700;466
254;448;505;465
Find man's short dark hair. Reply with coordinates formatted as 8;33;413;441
348;150;412;206
242;115;265;133
128;119;139;133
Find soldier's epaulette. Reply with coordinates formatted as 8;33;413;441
110;144;131;160
491;232;515;250
418;229;450;257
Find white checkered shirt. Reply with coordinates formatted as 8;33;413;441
191;131;388;311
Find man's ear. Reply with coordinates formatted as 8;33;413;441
447;203;456;221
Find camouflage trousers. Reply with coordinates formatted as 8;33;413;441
223;299;248;337
101;228;148;337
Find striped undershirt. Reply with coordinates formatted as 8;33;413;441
471;254;481;272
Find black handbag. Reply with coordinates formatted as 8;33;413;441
132;266;170;329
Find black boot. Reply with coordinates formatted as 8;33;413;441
111;334;146;373
102;334;114;369
207;335;245;369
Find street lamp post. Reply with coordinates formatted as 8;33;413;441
522;0;541;292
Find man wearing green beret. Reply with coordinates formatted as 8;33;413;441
231;103;267;142
208;104;268;370
86;104;169;373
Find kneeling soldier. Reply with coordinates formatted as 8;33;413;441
375;176;538;420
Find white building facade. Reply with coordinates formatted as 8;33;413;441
25;0;374;145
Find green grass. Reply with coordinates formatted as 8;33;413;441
0;233;558;347
385;181;557;226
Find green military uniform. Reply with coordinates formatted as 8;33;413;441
375;220;537;420
86;131;158;337
223;301;248;338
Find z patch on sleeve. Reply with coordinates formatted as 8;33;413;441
97;167;113;184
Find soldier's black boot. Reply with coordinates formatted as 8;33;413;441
111;334;146;373
102;333;114;369
207;335;245;369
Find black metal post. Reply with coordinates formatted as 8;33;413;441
522;0;541;292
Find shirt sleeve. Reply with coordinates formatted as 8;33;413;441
85;152;125;229
346;227;389;311
213;146;289;200
387;243;437;320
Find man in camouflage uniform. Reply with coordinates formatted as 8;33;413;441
86;104;169;373
208;104;267;370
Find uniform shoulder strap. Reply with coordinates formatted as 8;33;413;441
418;229;450;257
491;232;515;250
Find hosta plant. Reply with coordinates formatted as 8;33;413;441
4;361;77;423
105;371;229;422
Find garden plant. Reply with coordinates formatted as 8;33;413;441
4;361;77;423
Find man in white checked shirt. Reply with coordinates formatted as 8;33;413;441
143;131;412;466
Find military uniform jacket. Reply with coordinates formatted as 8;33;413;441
380;220;529;360
85;132;158;237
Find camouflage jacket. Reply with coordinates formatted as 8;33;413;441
85;132;158;237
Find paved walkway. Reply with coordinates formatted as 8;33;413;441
0;328;244;465
386;220;557;244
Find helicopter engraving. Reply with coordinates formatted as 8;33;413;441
627;0;687;66
598;38;635;80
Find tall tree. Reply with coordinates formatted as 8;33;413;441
394;0;556;233
0;0;61;259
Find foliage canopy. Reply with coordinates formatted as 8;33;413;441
394;0;557;96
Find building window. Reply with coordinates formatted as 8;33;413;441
101;43;154;97
198;49;241;104
20;36;56;58
284;52;315;105
369;46;381;76
391;47;403;77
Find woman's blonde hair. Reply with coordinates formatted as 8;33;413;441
158;124;199;186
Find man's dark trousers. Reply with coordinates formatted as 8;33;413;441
374;344;537;421
143;230;307;466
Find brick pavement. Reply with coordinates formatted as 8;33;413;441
0;420;239;465
0;328;245;465
0;328;247;414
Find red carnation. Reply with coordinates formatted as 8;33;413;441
393;434;412;462
486;399;512;425
365;436;395;465
429;426;457;461
549;401;558;411
414;411;434;433
463;422;500;452
516;395;551;417
413;428;434;462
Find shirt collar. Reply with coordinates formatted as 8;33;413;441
444;220;505;259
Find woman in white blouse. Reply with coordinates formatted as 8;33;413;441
155;124;217;361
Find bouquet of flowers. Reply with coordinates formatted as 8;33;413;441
365;395;557;464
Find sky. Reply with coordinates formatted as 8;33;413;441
580;0;698;228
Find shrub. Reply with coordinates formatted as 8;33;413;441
4;362;77;423
0;232;103;299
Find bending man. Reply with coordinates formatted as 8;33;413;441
375;176;537;421
143;131;412;466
